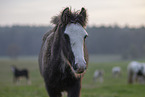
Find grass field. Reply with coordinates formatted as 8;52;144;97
0;55;145;97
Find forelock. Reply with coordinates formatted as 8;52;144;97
50;7;88;27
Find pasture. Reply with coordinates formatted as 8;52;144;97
0;56;145;97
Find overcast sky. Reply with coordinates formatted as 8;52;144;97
0;0;145;27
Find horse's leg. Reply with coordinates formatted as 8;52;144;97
16;78;20;85
135;75;139;83
13;77;16;84
100;77;103;83
132;73;139;84
128;70;133;84
119;72;122;77
45;85;62;97
67;80;81;97
93;76;96;82
25;75;31;85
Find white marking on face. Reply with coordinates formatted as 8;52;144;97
11;67;15;72
64;23;88;71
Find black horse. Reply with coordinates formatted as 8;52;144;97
39;7;88;97
11;65;30;84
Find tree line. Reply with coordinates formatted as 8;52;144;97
0;25;145;59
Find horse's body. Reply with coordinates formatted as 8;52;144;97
112;66;121;77
39;7;88;97
128;61;145;84
11;66;30;84
93;70;104;83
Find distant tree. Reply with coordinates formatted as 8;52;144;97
0;25;145;57
142;45;145;57
122;51;129;60
129;45;139;59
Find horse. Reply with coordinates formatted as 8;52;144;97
11;65;31;84
38;7;88;97
93;70;104;83
127;61;145;84
112;66;121;77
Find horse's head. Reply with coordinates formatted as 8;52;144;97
58;7;88;74
11;65;17;72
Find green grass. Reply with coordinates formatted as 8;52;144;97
0;56;145;97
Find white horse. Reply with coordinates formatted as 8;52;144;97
93;70;104;83
127;61;145;84
112;66;121;77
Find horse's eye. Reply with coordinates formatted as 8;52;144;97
64;34;69;40
84;35;88;39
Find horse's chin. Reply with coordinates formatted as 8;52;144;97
71;66;84;74
74;68;86;74
75;70;86;78
75;70;86;74
68;62;86;76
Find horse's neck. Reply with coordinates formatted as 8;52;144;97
51;26;64;59
15;68;20;72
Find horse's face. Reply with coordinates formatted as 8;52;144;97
64;23;88;74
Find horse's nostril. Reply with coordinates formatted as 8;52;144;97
76;66;86;73
73;64;78;70
77;68;84;73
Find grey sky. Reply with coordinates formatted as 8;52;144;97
0;0;145;27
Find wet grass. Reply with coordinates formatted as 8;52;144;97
0;56;145;97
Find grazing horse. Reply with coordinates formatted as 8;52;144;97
11;65;31;84
128;61;145;84
38;7;88;97
93;70;104;83
112;66;121;77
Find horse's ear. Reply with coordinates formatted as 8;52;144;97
61;7;70;24
79;8;87;21
79;7;88;27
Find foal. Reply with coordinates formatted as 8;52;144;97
11;65;31;84
39;7;89;97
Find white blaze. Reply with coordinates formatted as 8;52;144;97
64;23;88;70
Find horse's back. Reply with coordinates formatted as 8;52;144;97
15;69;28;77
128;61;140;73
22;69;29;78
112;67;121;73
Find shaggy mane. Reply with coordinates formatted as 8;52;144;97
51;7;88;27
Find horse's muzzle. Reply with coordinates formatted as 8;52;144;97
74;63;87;74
